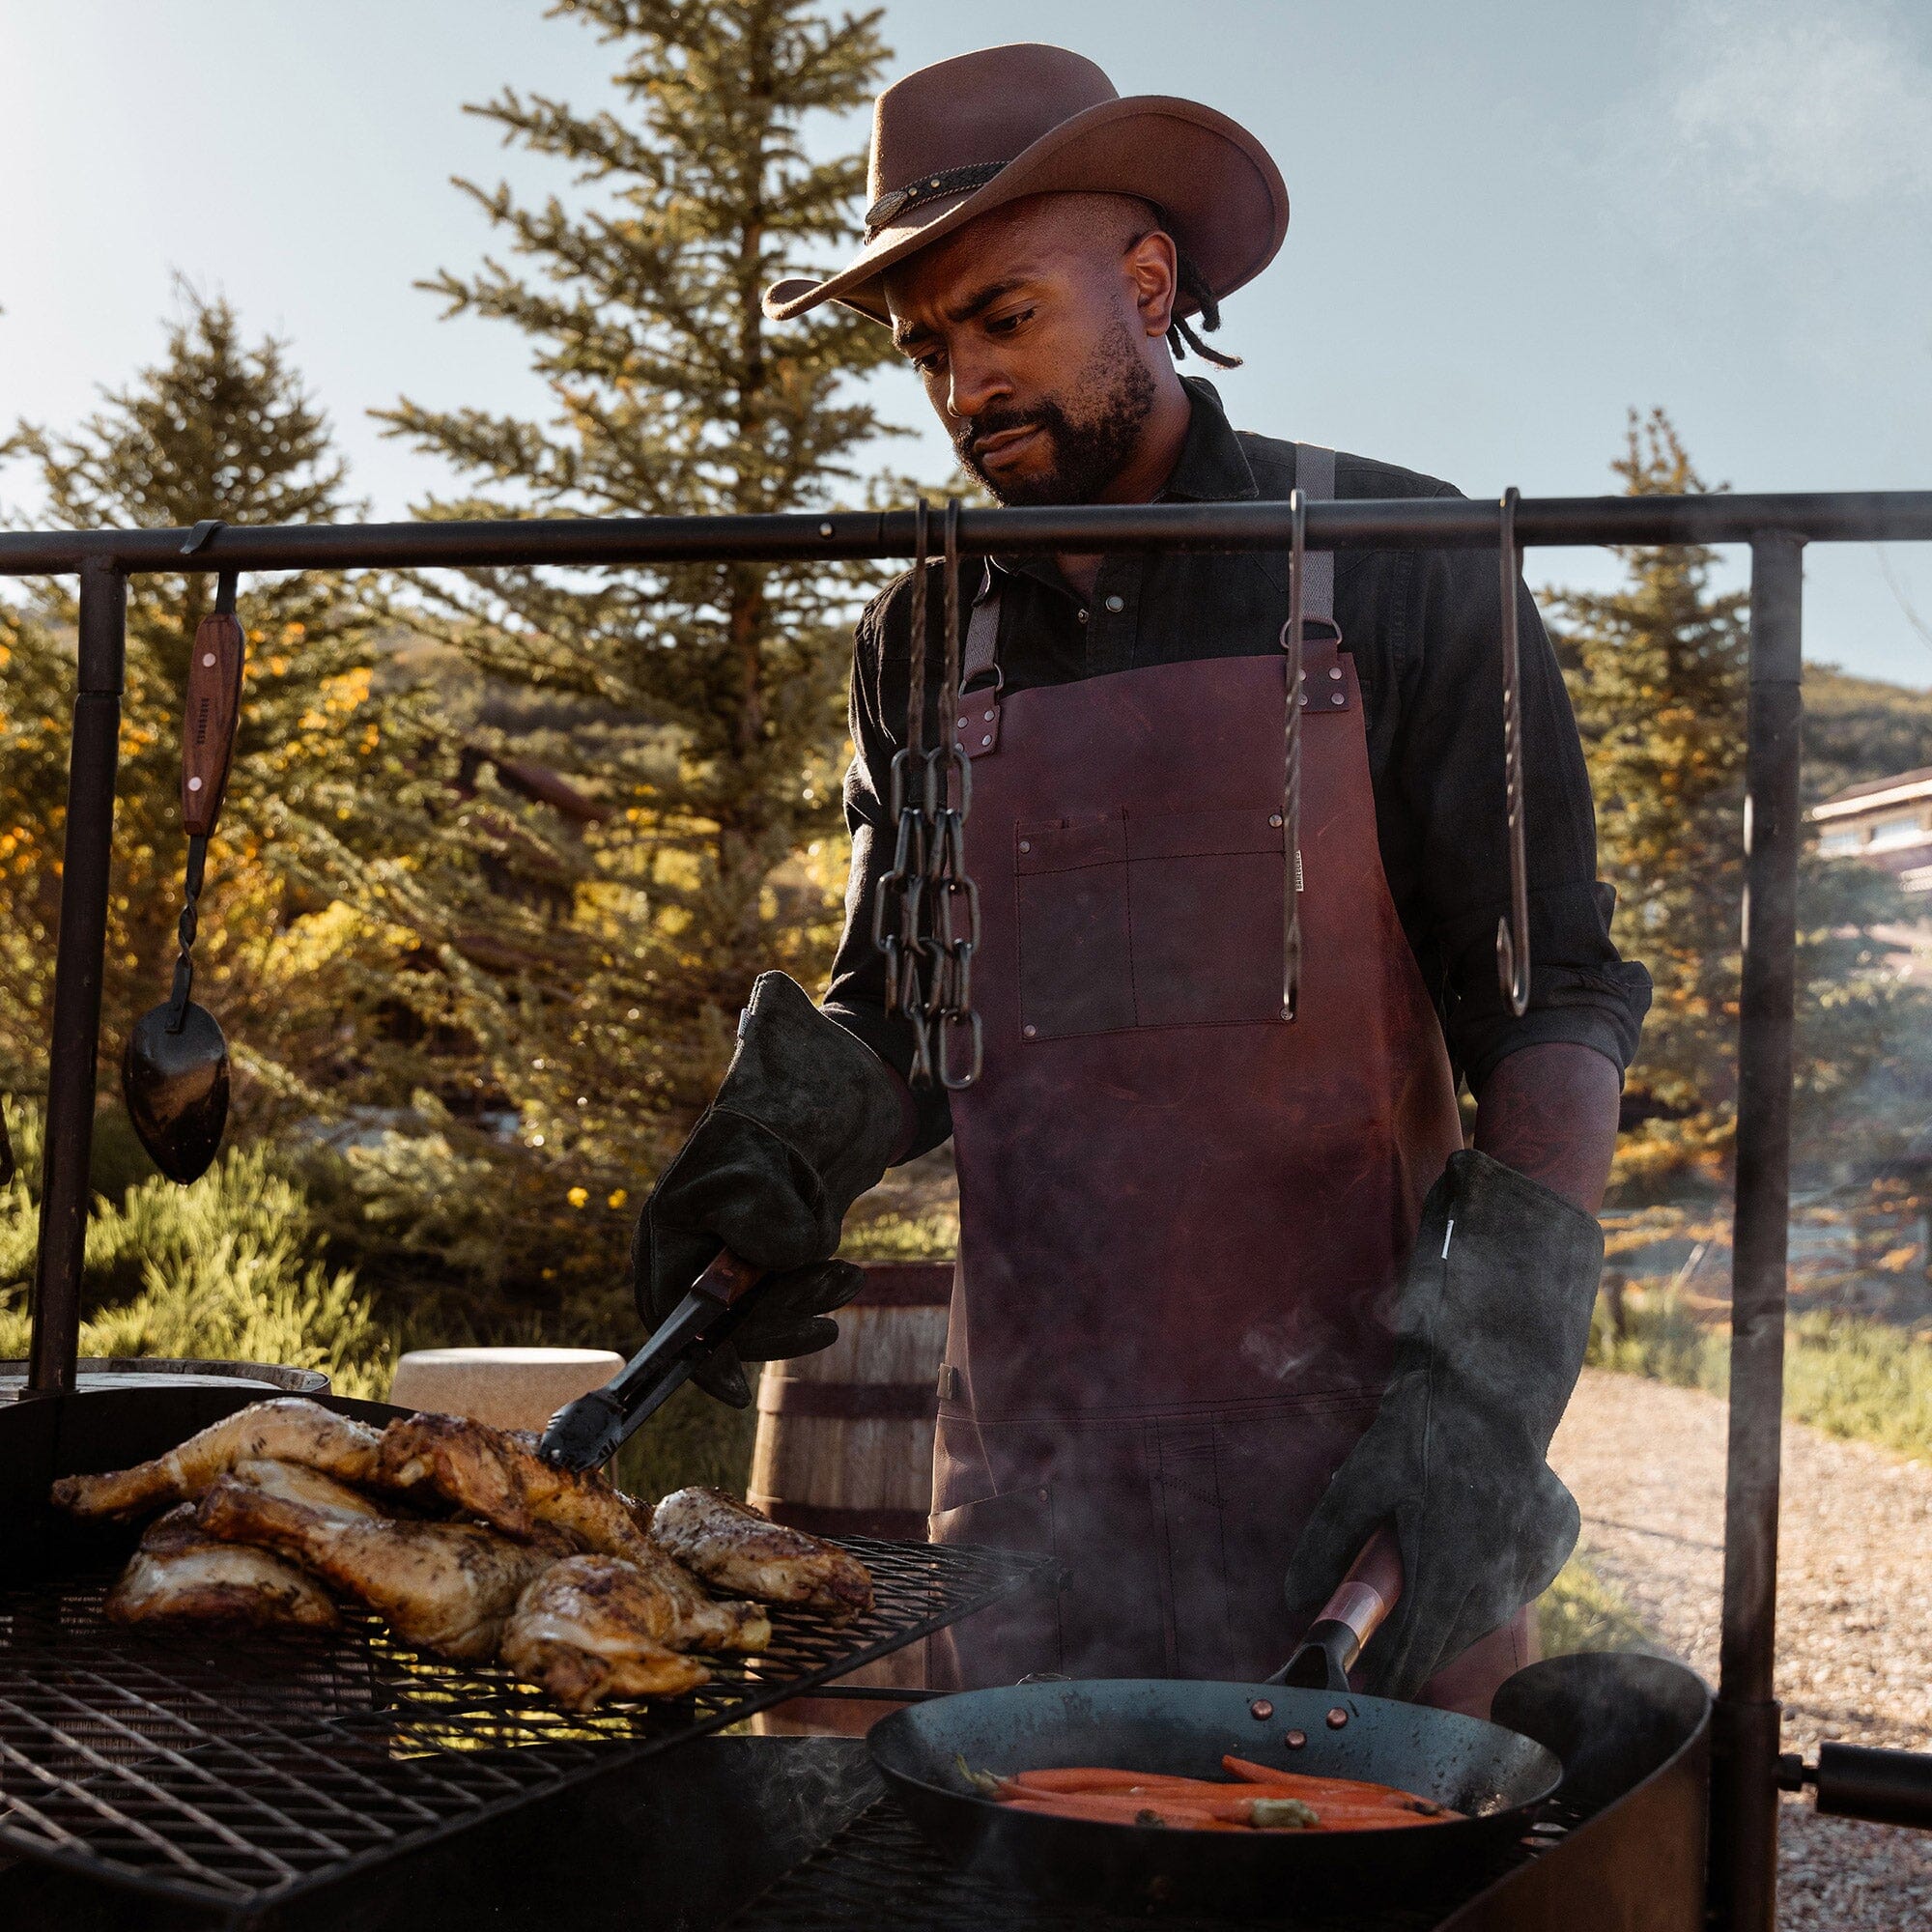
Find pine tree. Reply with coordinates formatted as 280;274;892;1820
0;292;465;1134
1553;410;1932;1190
375;1;897;1243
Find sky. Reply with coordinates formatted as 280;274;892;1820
2;0;1930;682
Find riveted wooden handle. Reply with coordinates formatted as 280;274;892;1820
182;611;245;838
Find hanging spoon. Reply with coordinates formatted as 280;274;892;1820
123;569;245;1184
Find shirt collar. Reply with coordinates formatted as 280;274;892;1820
988;378;1258;594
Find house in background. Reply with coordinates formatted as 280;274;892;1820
1813;768;1932;893
1814;767;1932;989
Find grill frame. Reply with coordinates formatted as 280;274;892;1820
0;1385;1053;1925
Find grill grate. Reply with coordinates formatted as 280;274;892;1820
0;1537;1048;1920
725;1798;1580;1932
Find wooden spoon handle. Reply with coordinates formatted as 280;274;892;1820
183;586;245;838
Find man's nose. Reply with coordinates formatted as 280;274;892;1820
946;345;1010;424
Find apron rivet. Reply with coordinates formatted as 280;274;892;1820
956;716;967;727
1326;1708;1350;1729
1018;840;1031;853
983;710;995;722
1269;813;1283;827
1331;693;1344;705
1248;1698;1274;1720
1329;666;1342;679
1299;695;1308;707
1023;1024;1037;1038
1284;1729;1308;1749
981;734;992;748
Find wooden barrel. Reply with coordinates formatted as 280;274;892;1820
749;1260;952;1540
749;1259;952;1725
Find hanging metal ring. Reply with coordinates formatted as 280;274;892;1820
1494;486;1531;1019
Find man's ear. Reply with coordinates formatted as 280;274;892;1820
1123;228;1179;340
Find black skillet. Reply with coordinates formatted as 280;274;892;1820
868;1531;1563;1919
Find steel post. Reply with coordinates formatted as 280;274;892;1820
28;558;128;1394
1709;534;1804;1932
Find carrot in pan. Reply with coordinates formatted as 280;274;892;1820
961;1757;1462;1833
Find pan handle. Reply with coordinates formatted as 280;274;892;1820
1266;1523;1403;1692
1782;1742;1932;1831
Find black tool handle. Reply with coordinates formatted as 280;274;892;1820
1267;1524;1404;1691
1782;1741;1932;1831
538;1251;766;1471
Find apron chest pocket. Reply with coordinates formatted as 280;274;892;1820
1015;808;1287;1040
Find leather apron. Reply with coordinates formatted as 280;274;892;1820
927;446;1532;1714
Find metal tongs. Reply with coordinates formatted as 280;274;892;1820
539;1251;767;1471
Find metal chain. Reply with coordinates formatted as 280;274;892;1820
871;497;982;1089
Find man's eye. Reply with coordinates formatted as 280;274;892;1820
985;308;1035;337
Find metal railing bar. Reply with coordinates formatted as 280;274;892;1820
0;489;1930;577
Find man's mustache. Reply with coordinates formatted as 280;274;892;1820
958;407;1053;458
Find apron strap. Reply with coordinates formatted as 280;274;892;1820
956;446;1338;692
1295;442;1336;629
962;560;1001;690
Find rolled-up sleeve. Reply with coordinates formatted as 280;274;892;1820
1396;499;1651;1094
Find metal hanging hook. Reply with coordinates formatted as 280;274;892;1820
1495;487;1531;1018
1279;488;1307;1023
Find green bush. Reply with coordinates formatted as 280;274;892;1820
1537;1552;1653;1658
1590;1282;1932;1460
1;1098;394;1399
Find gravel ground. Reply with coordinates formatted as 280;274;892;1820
1550;1369;1932;1929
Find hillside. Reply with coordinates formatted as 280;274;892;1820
1804;665;1932;803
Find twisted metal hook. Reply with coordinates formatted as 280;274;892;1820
1279;488;1307;1023
1495;487;1531;1018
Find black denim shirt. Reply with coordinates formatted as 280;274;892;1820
826;381;1650;1156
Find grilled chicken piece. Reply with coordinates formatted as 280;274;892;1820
377;1412;653;1560
197;1474;559;1663
229;1459;387;1518
50;1399;383;1522
620;1538;771;1654
104;1503;342;1633
500;1556;713;1710
651;1488;873;1621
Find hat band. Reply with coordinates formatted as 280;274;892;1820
864;161;1009;236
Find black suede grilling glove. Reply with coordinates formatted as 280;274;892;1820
634;973;913;1406
1281;1150;1605;1702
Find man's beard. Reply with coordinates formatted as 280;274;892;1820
953;320;1159;506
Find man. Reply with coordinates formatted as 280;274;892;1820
637;45;1648;1715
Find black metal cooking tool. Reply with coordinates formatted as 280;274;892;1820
539;1250;767;1470
1268;1523;1404;1693
122;567;245;1184
869;1674;1561;1921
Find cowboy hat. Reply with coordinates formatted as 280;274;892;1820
762;44;1288;325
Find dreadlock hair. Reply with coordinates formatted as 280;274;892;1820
1168;244;1243;370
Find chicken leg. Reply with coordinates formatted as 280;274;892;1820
500;1557;713;1711
52;1400;383;1522
196;1474;558;1662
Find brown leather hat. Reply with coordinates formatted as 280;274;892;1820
762;44;1288;325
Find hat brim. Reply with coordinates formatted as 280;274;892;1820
762;95;1288;325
